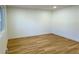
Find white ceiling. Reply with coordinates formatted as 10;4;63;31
7;5;73;10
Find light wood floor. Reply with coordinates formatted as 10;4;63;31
7;34;79;54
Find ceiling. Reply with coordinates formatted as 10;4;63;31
7;5;73;10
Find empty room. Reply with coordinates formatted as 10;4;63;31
0;5;79;54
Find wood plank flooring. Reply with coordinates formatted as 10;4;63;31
7;34;79;54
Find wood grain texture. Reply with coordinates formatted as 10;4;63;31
7;34;79;54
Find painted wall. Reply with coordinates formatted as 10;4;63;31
51;6;79;41
7;6;79;42
7;7;51;39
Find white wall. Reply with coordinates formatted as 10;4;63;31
7;7;51;39
7;6;79;42
51;6;79;41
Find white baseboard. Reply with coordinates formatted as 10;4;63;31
8;32;51;39
8;32;79;42
51;32;79;42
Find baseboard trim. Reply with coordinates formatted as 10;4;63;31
8;33;52;40
8;32;79;43
51;32;79;42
